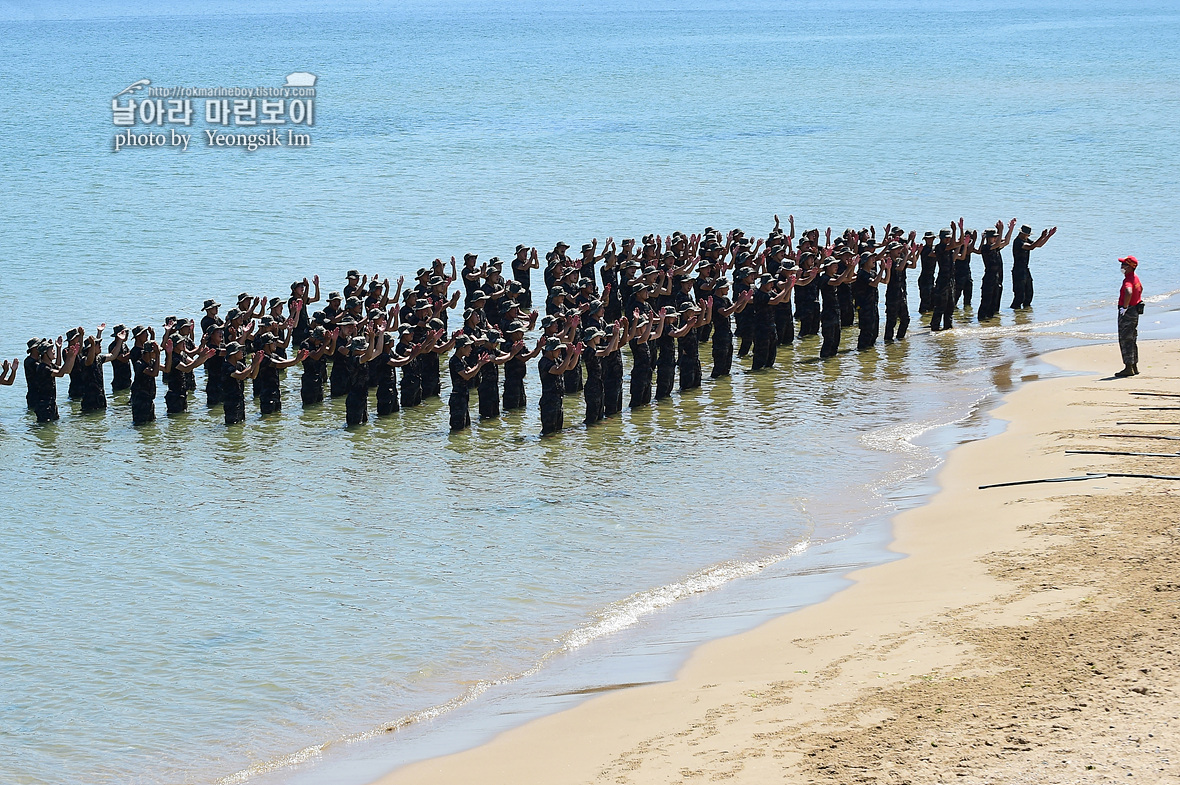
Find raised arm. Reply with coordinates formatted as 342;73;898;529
1032;226;1057;249
230;351;263;380
52;344;80;377
993;218;1017;251
392;275;404;308
269;349;306;370
698;297;714;326
668;316;696;338
560;344;584;372
770;278;795;304
0;359;17;385
106;330;126;362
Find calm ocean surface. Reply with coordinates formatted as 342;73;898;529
1;1;1178;783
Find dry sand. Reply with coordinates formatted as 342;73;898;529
373;339;1180;785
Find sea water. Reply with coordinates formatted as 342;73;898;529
0;1;1178;783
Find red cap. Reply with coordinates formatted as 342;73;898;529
1119;255;1138;269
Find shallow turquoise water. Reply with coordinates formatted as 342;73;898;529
0;2;1178;784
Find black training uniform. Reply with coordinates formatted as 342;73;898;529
751;290;778;370
583;346;604;425
917;245;937;313
629;338;653;408
711;295;734;378
977;241;1004;321
931;242;955;331
131;357;157;425
539;355;564;434
222;361;247;425
1010;235;1034;308
449;354;473;431
80;355;108;413
819;273;841;359
884;261;910;342
853;268;880;351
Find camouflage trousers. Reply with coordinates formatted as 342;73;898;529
1119;307;1139;366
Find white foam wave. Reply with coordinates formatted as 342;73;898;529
1144;287;1180;304
215;539;814;785
559;540;811;652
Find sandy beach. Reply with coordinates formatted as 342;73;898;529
374;338;1180;785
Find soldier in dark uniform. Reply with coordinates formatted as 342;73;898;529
448;335;489;432
601;319;629;417
375;326;432;417
255;334;305;416
501;321;540;412
581;328;608;425
343;329;384;427
65;327;86;400
655;305;687;399
221;342;261;426
299;326;335;407
853;252;887;351
393;327;423;409
200;299;223;336
628;306;661;408
538;337;580;435
109;324;132;392
475;329;521;420
162;333;214;415
819;255;855;359
733;264;756;358
976;219;1016;322
600;239;624;323
677;300;709;390
174;318;201;393
512;244;539;310
79;324;124;413
288;276;320;345
201;325;227;407
417;302;446;399
751;274;794;371
321;291;344;325
836;251;856;329
793;253;821;338
577;239;608;293
30;340;78;423
23;339;40;411
953;230;977;309
343;269;363;299
930;228;958;332
329;313;354;397
883;239;917;343
709;279;752;378
562;310;585;396
461;253;484;305
129;340;159;425
1010;223;1056;309
917;231;937;314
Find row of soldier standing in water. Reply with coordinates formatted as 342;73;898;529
11;216;1056;434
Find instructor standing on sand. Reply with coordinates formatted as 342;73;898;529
1115;255;1143;378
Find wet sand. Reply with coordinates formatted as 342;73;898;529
371;338;1180;785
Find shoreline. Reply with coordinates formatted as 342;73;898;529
368;337;1180;785
266;336;1044;785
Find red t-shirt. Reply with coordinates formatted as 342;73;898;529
1120;274;1143;308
